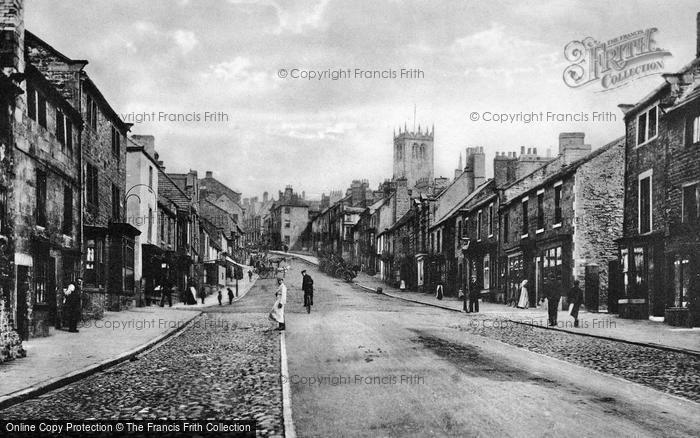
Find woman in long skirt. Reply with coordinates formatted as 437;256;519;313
269;278;287;330
517;279;529;309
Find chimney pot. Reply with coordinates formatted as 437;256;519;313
533;147;537;155
520;146;525;155
205;171;213;178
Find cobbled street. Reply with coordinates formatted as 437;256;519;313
0;280;286;437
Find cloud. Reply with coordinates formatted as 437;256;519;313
172;29;198;54
227;0;330;34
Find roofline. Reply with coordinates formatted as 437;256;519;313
501;136;625;208
25;30;89;66
430;179;494;229
81;74;131;133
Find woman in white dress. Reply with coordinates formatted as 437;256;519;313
517;279;529;309
269;278;287;330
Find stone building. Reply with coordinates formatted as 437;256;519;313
270;186;309;251
125;135;159;306
26;31;139;315
500;134;625;311
167;171;201;289
617;13;700;325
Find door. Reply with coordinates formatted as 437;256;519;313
16;266;30;340
608;260;621;314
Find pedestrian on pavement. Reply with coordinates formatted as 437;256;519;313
567;280;584;328
228;287;234;304
217;288;223;306
302;269;314;312
546;285;562;327
269;278;287;331
160;283;172;307
517;279;529;309
199;286;206;305
469;277;480;313
63;282;81;333
248;270;253;282
188;283;198;305
435;281;444;300
459;288;468;312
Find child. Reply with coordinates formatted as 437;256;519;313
217;289;222;306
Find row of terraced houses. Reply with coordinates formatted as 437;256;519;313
0;0;248;360
310;14;700;327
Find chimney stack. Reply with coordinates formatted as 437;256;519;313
131;134;156;158
205;170;213;179
0;0;25;75
559;132;591;165
263;191;269;203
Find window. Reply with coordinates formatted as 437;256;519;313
37;93;47;128
112;184;120;221
537;191;544;231
488;203;494;236
27;84;36;120
284;235;290;245
554;183;562;224
86;96;98;130
456;219;462;246
477;210;482;241
688;115;700;146
62;186;73;235
86;163;99;207
148;166;154;189
483;254;490;289
65;121;72;152
56;109;65;145
160;212;165;242
673;257;691;307
638;171;652;233
284;207;290;214
123;239;135;292
437;229;442;253
36;169;47;227
637;105;658;146
521;198;529;236
284;220;291;228
85;239;104;287
682;183;699;224
503;211;509;243
148;208;153;242
35;256;47;304
111;126;121;157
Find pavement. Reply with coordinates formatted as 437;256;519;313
0;273;261;409
279;251;700;356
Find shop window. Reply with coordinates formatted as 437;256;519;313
85;239;104;287
673;258;690;308
483;254;490;289
34;256;47;304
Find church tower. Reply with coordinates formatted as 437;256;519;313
392;123;434;188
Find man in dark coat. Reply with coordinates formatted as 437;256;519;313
64;280;81;333
160;282;172;307
227;287;234;305
302;270;314;312
547;284;562;327
468;277;479;313
567;280;584;328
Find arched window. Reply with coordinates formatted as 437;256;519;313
420;144;426;159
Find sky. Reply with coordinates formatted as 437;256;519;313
26;0;700;200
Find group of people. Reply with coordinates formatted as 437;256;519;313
454;278;481;313
268;269;314;331
514;279;584;327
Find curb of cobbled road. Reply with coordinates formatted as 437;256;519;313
280;332;296;438
279;253;700;358
374;286;700;358
0;311;202;411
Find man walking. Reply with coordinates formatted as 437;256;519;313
567;280;584;328
547;284;561;327
469;277;480;313
302;269;314;313
160;282;172;307
227;287;234;305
